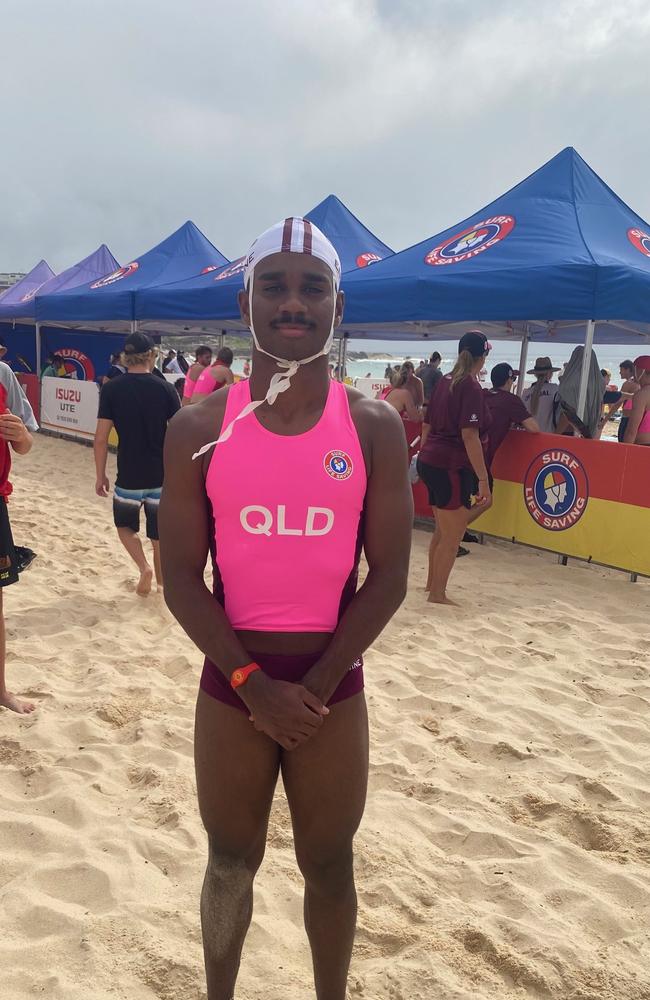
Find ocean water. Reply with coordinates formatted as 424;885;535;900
231;340;639;389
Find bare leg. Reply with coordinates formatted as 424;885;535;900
425;510;441;591
0;590;35;714
283;693;369;1000
151;540;163;590
428;506;470;604
117;527;153;595
195;690;280;999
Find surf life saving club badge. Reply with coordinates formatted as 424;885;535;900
90;263;139;289
425;216;515;266
324;450;353;481
524;450;589;531
627;227;650;258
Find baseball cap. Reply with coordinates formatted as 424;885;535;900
124;331;155;355
458;330;490;358
491;363;519;388
633;355;650;372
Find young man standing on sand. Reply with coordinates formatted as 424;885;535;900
0;362;39;714
189;346;235;403
182;346;213;405
94;332;180;595
159;218;412;1000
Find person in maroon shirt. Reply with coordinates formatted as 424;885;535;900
417;331;492;605
484;364;539;466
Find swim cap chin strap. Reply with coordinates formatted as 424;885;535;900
192;268;337;459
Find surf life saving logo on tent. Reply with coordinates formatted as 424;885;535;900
54;348;95;381
627;228;650;258
524;450;589;532
201;265;221;274
215;258;246;281
356;253;382;268
425;216;516;266
90;263;139;289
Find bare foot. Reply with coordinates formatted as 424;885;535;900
1;690;37;714
136;567;153;597
427;594;459;606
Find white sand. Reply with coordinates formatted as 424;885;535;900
1;434;649;999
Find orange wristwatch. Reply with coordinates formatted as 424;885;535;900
230;662;261;689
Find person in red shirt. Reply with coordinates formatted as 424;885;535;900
417;331;492;605
484;364;539;466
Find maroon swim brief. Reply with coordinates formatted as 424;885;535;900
200;650;364;712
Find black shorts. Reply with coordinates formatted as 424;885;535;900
417;460;492;511
113;486;162;540
0;500;19;588
618;416;629;443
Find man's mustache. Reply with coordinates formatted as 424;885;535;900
271;316;315;329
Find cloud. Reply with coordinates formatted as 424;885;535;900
0;0;649;272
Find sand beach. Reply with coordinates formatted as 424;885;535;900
1;434;649;999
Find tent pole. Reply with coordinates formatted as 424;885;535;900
341;333;348;381
336;336;343;380
517;325;529;398
130;321;136;334
577;319;595;420
219;330;225;351
35;322;41;377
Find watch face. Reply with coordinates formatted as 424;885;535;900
232;670;244;685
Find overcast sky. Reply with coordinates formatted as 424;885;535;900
1;0;649;273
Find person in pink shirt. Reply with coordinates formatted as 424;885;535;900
182;345;213;405
159;218;412;1000
189;347;235;402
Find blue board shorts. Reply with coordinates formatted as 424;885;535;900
113;486;162;539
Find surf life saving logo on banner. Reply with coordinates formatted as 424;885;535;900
627;228;650;258
524;450;589;531
323;450;353;481
424;216;515;266
52;348;95;381
356;253;382;268
90;263;139;289
214;258;246;281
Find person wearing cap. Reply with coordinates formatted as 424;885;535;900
159;217;412;999
189;346;235;402
521;357;561;434
485;364;540;464
623;356;650;445
182;345;213;405
94;332;180;596
417;331;492;605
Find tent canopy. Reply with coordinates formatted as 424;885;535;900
0;260;54;311
339;147;650;344
135;194;394;329
36;221;228;328
0;245;119;322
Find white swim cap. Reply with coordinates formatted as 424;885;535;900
243;217;341;290
194;218;341;457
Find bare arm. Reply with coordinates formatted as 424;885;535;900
420;422;430;447
302;403;413;702
93;418;112;496
159;402;328;749
624;390;647;443
461;427;490;502
401;390;422;423
0;414;32;455
522;416;540;433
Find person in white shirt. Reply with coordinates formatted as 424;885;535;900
522;357;561;434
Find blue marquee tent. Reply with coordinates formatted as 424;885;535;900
0;260;55;310
0;245;119;323
135;194;393;329
339;147;650;346
36;221;228;329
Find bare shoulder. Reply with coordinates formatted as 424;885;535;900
167;384;232;451
345;385;407;471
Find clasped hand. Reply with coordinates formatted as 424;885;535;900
242;672;329;751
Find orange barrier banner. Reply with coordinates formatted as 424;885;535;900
474;432;650;577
